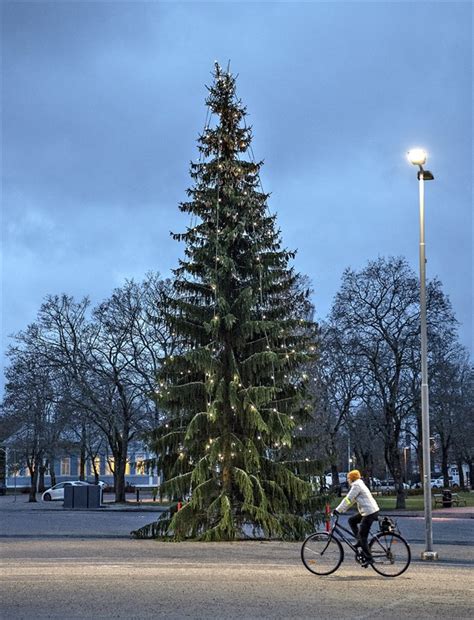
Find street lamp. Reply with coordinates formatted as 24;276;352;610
407;148;438;561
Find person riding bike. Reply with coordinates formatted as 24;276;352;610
333;469;380;563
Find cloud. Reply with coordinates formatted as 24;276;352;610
1;1;472;391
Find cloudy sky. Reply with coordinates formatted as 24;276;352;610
2;0;472;391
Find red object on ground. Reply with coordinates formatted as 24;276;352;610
325;502;331;532
177;501;182;511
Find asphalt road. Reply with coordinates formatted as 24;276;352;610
0;499;160;539
1;496;473;619
1;495;472;544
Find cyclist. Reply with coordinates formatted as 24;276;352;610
333;469;380;563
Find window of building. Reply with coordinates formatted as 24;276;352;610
105;458;130;475
60;457;71;476
135;455;146;475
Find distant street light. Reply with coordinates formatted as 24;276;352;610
407;148;437;561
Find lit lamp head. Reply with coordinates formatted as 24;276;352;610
407;148;434;181
407;148;427;167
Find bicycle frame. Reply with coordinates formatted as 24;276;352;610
327;514;370;556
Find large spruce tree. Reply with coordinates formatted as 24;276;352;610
150;63;321;540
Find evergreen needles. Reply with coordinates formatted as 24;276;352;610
148;63;321;540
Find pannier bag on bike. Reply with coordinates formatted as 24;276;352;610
379;516;396;533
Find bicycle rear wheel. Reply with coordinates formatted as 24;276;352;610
301;532;343;576
369;531;411;577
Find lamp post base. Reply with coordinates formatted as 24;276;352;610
421;551;439;561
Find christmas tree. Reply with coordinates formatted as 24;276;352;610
150;63;321;541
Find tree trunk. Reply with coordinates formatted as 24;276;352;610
457;459;465;489
79;446;86;480
113;447;128;503
387;444;405;509
395;480;405;508
38;460;46;493
358;449;373;485
330;463;339;484
50;457;57;487
468;458;473;490
385;411;405;509
223;463;232;496
441;445;450;487
330;463;340;495
79;421;86;480
28;463;38;503
94;467;99;485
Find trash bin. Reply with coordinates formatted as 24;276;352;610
87;485;102;508
64;485;102;509
442;489;452;508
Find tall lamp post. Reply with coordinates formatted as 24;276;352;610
407;148;438;561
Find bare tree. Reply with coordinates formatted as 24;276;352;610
314;323;363;488
451;362;474;489
329;257;456;508
349;406;385;482
98;274;180;430
31;294;143;502
24;273;178;502
429;338;469;486
2;343;62;501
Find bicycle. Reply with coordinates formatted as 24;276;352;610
301;513;411;578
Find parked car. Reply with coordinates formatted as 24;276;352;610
42;481;86;501
430;477;445;489
85;480;108;489
379;480;410;490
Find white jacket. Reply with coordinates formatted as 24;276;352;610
335;479;379;517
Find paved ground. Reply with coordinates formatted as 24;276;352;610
1;496;473;619
2;538;473;619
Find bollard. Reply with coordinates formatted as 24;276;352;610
325;502;331;532
136;488;140;503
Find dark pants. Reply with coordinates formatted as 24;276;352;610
348;511;379;556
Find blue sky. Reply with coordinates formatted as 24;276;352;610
2;1;472;391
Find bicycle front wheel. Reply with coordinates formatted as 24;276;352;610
369;532;411;577
301;532;343;576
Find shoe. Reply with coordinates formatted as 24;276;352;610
355;551;365;565
358;547;373;562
